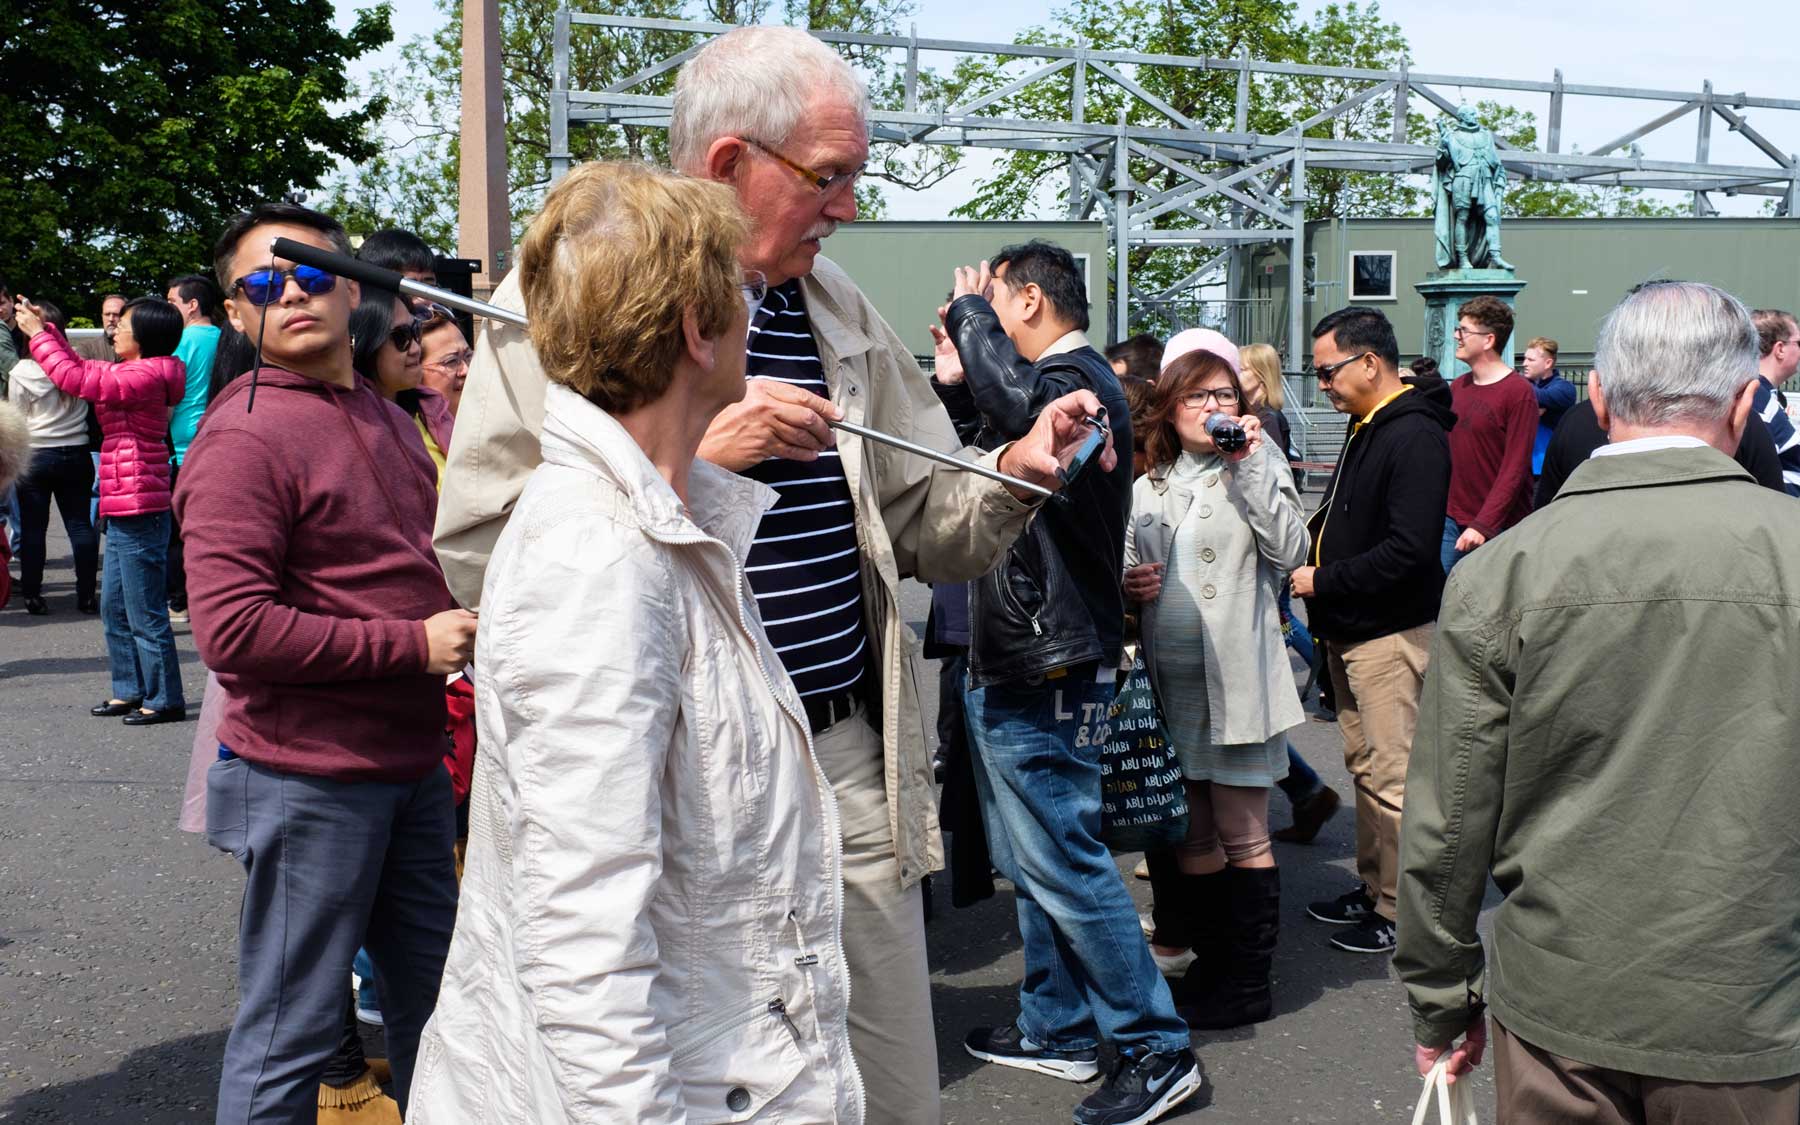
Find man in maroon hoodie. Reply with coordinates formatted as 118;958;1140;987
174;202;478;1122
1442;294;1537;573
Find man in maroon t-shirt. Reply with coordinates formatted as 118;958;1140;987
1443;295;1537;572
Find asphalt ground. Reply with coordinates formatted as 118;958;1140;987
0;521;1498;1123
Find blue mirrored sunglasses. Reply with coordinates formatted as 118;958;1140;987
233;264;338;306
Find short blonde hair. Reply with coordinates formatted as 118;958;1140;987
1526;336;1559;358
518;161;748;413
1240;342;1285;410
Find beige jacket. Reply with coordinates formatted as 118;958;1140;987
434;255;1036;887
1124;443;1309;745
412;385;862;1123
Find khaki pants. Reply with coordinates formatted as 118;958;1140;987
1326;624;1431;922
812;707;941;1125
1494;1019;1800;1123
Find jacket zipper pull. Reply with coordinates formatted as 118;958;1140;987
1029;614;1042;636
769;998;804;1045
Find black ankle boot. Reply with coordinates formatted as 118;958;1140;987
1180;865;1280;1028
1168;868;1231;1003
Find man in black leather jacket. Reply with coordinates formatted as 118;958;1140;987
936;241;1203;1125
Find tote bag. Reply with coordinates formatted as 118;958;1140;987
1098;651;1189;853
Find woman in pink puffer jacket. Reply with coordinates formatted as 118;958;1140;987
18;296;189;725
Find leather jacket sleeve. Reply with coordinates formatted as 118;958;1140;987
929;377;983;448
945;295;1088;442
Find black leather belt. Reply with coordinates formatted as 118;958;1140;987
803;687;862;735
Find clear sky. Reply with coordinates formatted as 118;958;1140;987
338;0;1800;219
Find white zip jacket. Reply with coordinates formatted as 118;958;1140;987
411;384;863;1124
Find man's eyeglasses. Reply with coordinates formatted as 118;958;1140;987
1310;352;1370;383
741;137;865;196
233;265;337;306
1180;387;1240;409
1452;326;1493;340
740;270;769;304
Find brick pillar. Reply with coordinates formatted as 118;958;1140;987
459;0;510;298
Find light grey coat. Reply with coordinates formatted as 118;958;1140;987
1124;441;1310;746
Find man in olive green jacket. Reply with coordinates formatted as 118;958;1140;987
1397;281;1800;1121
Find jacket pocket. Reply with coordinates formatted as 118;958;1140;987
203;756;249;862
669;999;809;1124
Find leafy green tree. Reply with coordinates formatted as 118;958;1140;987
0;0;392;316
326;0;916;246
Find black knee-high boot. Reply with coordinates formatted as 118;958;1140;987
1179;865;1280;1028
1167;868;1231;999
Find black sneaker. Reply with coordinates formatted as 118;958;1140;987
964;1023;1099;1082
1306;882;1374;925
1329;915;1397;954
1073;1045;1204;1125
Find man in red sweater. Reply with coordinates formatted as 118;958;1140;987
1442;295;1537;572
174;202;478;1122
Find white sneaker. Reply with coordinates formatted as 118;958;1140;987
1150;947;1196;977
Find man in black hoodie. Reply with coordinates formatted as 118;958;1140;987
1290;306;1452;955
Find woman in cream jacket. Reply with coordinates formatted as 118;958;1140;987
1122;345;1309;1032
409;162;861;1123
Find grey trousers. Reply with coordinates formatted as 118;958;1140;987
812;707;942;1125
206;756;458;1124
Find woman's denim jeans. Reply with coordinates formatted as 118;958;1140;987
101;512;187;711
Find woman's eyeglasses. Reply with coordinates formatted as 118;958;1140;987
233;265;338;306
387;321;421;352
1180;387;1240;409
740;270;768;304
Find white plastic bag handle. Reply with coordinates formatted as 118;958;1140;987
1409;1057;1479;1125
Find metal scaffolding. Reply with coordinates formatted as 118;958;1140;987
549;13;1800;360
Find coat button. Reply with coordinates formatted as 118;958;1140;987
1200;547;1216;563
1202;584;1217;599
1198;504;1213;518
1204;473;1219;487
727;1087;751;1112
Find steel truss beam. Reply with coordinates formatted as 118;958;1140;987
550;13;1800;353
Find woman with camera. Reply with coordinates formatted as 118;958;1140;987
1122;343;1309;1030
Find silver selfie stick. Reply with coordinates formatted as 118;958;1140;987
269;238;1055;498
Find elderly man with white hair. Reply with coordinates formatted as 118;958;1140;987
1395;280;1800;1121
434;26;1115;1122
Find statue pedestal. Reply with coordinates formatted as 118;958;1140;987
1415;270;1526;378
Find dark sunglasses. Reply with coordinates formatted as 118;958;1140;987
386;320;421;352
233;264;338;306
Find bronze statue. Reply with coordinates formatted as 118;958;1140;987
1433;107;1514;271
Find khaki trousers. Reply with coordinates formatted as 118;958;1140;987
1494;1019;1800;1123
812;707;941;1124
1325;624;1431;922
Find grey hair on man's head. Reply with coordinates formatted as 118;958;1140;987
669;26;870;175
1595;281;1759;427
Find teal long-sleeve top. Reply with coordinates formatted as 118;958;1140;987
170;324;220;465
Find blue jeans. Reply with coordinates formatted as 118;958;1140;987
1441;517;1469;575
2;483;20;557
966;674;1190;1054
206;757;457;1121
100;511;186;711
1278;585;1316;669
1277;745;1324;805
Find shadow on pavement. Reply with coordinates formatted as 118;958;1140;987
2;1028;228;1124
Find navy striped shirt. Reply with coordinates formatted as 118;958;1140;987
740;282;868;699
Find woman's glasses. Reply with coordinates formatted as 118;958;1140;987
232;265;338;306
740;270;768;304
1180;387;1240;409
387;320;421;352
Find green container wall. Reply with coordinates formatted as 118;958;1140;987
813;220;1111;358
1256;217;1800;369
